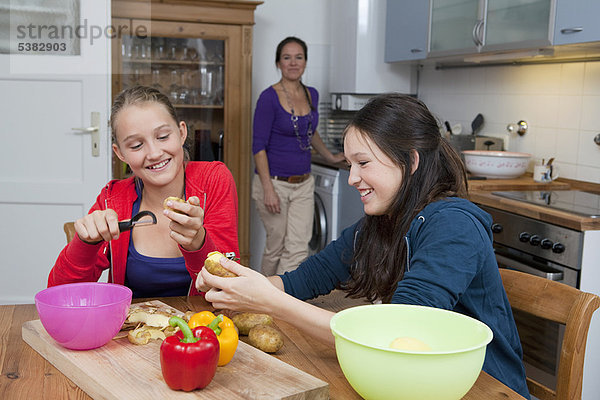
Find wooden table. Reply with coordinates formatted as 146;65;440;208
1;291;525;399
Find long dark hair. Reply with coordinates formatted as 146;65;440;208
275;36;308;64
343;93;468;303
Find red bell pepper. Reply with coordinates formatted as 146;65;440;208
160;316;220;391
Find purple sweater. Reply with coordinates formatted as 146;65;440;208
252;85;319;177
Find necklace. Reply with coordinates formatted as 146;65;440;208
280;80;314;151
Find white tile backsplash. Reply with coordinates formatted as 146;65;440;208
579;95;600;131
559;63;585;95
557;95;583;129
419;62;600;181
583;63;600;96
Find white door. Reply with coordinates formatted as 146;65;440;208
0;0;111;304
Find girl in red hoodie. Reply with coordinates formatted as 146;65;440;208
49;86;239;297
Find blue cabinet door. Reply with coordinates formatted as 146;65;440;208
384;0;429;62
554;0;600;45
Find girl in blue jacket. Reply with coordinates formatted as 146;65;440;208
197;93;530;399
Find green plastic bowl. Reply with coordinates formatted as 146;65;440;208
330;304;493;400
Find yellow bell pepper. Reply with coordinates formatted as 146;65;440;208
188;311;238;366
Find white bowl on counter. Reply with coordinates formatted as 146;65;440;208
462;150;531;179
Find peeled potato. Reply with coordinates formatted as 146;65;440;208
232;312;273;335
204;251;237;277
163;196;186;213
248;324;284;353
389;336;432;352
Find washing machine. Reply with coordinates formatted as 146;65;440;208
309;163;364;254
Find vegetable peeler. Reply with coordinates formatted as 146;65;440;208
118;210;157;232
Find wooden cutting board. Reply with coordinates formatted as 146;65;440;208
22;301;328;399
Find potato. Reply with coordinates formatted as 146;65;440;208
248;324;284;353
232;312;273;335
163;196;186;213
204;251;237;277
390;336;431;352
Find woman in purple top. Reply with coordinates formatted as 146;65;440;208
252;36;344;275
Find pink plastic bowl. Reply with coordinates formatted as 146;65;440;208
35;282;132;350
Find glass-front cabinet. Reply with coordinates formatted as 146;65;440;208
429;0;553;57
483;0;552;51
117;35;226;170
112;0;261;264
429;0;482;56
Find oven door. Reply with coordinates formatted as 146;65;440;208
309;194;327;255
494;244;580;391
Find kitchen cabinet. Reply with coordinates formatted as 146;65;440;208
429;0;600;59
429;0;553;57
429;0;481;56
553;0;600;45
112;0;261;264
483;0;553;51
387;0;600;64
384;0;429;62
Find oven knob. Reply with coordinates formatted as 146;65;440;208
540;239;553;249
519;232;531;242
552;242;566;254
529;235;541;246
491;223;503;233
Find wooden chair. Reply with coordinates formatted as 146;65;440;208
499;268;600;400
63;222;76;243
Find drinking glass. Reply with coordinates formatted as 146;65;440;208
200;66;213;105
178;70;190;104
168;69;180;104
151;68;163;92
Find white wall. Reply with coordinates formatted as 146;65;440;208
252;0;332;106
419;62;600;183
249;0;332;270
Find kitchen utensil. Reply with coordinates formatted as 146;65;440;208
330;304;492;400
546;157;555;166
462;150;531;179
533;164;559;183
471;113;484;135
444;121;453;135
118;210;157;232
34;282;132;350
23;300;328;398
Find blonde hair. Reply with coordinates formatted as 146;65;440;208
109;85;179;145
110;85;189;162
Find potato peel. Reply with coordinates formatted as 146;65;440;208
118;303;184;345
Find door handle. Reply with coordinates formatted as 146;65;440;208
472;20;484;46
217;130;224;162
496;254;564;281
560;27;583;34
72;112;100;157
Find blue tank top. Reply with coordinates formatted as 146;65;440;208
125;183;190;298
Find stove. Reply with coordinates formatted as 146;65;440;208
492;190;600;218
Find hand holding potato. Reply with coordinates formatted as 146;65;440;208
74;209;120;244
197;257;282;315
162;196;206;251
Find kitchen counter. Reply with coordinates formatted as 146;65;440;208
467;175;600;231
311;153;348;170
312;152;600;231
